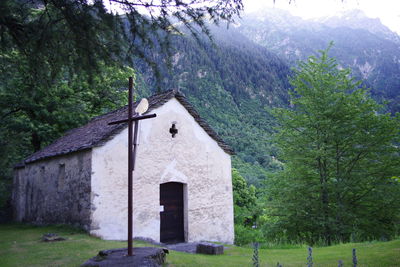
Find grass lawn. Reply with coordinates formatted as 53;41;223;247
0;224;399;267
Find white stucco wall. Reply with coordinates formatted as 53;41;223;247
90;98;234;244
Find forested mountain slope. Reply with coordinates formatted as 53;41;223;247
135;28;291;185
237;9;400;113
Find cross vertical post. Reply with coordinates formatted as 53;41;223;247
127;77;133;256
108;77;156;257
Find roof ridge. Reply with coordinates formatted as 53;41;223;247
88;105;128;123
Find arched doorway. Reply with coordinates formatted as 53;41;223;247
160;182;185;243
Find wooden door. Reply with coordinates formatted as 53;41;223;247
160;182;184;243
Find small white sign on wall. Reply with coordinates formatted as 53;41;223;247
160;205;164;212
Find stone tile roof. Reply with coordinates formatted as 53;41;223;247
20;90;234;166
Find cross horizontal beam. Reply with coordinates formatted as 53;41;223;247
108;113;157;125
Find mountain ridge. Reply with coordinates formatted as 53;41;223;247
238;8;400;113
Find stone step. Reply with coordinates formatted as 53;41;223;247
196;242;224;255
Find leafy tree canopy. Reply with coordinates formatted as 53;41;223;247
0;0;243;79
266;44;400;245
232;168;264;245
0;0;243;149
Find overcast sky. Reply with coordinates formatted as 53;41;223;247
243;0;400;34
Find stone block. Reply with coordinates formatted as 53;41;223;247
196;242;224;255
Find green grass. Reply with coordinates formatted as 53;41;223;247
0;224;399;267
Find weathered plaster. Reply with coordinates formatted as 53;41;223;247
12;150;92;229
90;98;234;243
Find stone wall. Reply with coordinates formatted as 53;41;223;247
90;98;234;244
12;150;92;229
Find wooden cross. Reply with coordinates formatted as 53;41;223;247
108;77;156;256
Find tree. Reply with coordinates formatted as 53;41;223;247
267;45;400;245
233;168;257;223
0;0;243;84
232;168;263;245
0;0;243;151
